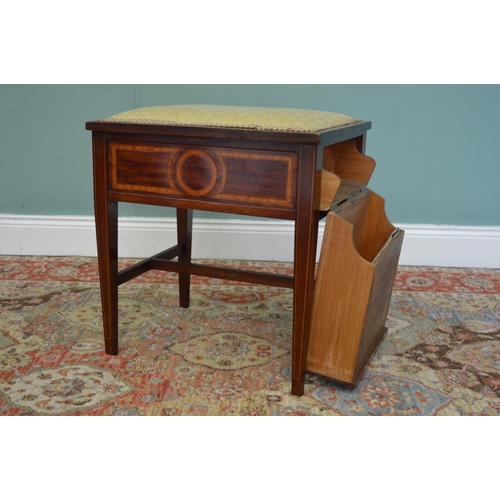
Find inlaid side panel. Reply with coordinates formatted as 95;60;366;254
214;150;294;206
109;142;297;210
110;144;179;195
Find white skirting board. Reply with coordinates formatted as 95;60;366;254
0;214;499;268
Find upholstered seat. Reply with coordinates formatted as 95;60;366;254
101;104;360;133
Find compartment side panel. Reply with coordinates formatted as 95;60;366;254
359;192;396;262
354;230;404;381
306;212;374;384
335;192;371;254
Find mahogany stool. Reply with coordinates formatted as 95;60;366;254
86;105;372;396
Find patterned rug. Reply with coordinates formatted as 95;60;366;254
1;256;499;416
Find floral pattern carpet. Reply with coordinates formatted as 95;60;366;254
1;256;499;416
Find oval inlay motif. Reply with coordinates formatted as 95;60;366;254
174;149;219;197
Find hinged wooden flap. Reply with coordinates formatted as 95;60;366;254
330;186;371;214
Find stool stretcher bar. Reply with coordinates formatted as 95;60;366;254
118;247;294;289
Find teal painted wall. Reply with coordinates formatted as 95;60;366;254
1;84;499;225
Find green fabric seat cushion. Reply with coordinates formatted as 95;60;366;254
101;104;360;133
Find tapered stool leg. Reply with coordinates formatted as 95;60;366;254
93;132;119;354
291;146;318;396
177;208;193;308
95;200;119;355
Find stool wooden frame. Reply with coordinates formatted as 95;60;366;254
86;119;371;396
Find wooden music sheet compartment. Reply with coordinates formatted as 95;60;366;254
306;188;404;386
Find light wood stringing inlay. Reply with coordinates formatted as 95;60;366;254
109;142;297;209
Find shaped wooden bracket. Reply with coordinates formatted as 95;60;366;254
323;139;376;183
315;170;341;211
